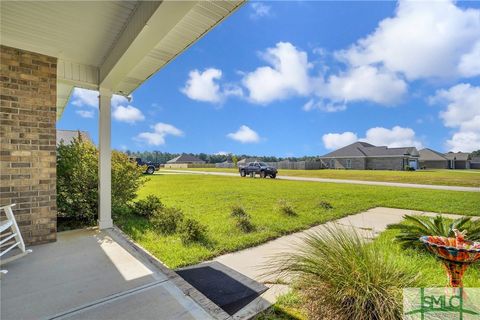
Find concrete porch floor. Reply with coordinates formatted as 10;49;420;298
0;228;212;320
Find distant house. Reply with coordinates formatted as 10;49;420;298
319;142;419;170
418;148;449;169
444;152;470;169
57;129;92;146
470;156;480;169
237;158;258;166
167;154;205;164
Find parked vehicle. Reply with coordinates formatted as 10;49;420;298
130;157;160;175
239;162;277;178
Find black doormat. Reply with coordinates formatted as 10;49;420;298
176;262;268;316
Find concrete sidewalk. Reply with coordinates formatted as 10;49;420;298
160;169;480;192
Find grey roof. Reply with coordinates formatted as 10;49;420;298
167;154;205;163
419;148;448;161
471;156;480;163
320;142;418;158
57;130;92;146
444;152;470;161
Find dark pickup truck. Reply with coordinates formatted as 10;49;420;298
239;162;277;178
130;157;160;175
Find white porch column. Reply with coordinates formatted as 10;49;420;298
98;87;113;229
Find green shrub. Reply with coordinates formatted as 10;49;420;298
389;214;480;250
57;136;145;225
318;201;333;210
277;199;297;216
271;226;417;320
236;216;256;233
151;207;184;235
134;195;165;218
179;219;207;244
231;205;248;218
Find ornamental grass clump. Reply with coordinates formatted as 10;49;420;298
271;226;417;320
231;205;248;218
276;199;297;216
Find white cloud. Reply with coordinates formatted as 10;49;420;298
181;68;243;104
302;99;346;112
336;0;480;80
71;88;98;108
324;66;407;105
242;42;312;104
431;83;480;152
250;2;271;19
362;126;423;149
215;151;230;156
227;125;260;143
75;110;94;118
459;41;480;77
112;105;145;124
322;132;358;150
323;126;423;150
136;122;184;146
182;68;223;103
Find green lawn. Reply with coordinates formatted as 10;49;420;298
175;168;480;187
117;174;480;268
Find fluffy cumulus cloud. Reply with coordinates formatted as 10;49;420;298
322;126;422;150
431;83;480;152
71;88;98;108
250;2;271;19
227;125;260;143
181;68;243;104
182;68;223;103
75;110;94;118
322;132;358;150
324;66;407;105
242;42;312;104
362;126;423;148
112;105;145;124
336;0;480;80
136;122;184;146
71;88;144;123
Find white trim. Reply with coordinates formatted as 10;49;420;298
98;87;113;229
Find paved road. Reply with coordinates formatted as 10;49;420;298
160;169;480;192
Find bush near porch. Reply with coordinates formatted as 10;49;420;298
117;174;480;268
56;138;146;229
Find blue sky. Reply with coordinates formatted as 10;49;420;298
58;0;480;156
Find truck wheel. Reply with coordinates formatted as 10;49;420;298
240;170;246;177
146;166;155;175
260;171;266;178
270;174;276;179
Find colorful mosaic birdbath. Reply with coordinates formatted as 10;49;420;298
420;232;480;287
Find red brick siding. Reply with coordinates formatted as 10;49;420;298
0;45;57;245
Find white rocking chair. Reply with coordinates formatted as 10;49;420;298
1;204;32;275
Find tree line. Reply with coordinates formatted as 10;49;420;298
122;150;319;164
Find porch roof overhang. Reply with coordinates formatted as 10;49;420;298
0;0;244;119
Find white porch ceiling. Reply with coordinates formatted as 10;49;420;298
0;0;244;118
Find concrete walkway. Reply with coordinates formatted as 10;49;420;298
207;207;476;318
160;170;480;193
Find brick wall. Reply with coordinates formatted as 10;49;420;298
0;45;57;245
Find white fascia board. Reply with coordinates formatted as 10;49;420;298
99;1;196;93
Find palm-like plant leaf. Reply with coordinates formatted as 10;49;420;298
388;215;478;250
